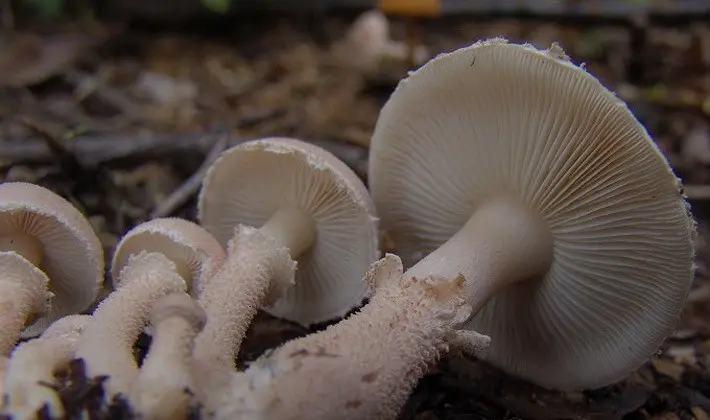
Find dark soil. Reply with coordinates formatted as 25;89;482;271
1;8;710;420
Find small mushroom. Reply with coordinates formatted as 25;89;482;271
194;137;379;368
129;293;207;420
0;182;104;350
2;314;90;420
331;9;428;74
219;39;696;419
75;217;224;401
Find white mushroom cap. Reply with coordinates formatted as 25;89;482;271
0;182;104;337
198;137;379;325
368;38;696;390
111;217;226;295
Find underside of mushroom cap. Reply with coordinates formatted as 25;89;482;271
368;38;696;390
198;137;380;326
111;218;226;295
0;182;104;337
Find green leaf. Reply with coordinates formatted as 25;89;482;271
201;0;231;14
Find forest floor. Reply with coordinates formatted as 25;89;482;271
1;9;710;420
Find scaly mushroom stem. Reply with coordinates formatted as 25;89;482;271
75;252;187;400
130;293;206;420
214;198;549;419
194;207;315;369
2;315;90;420
0;252;52;355
404;198;554;312
214;255;485;420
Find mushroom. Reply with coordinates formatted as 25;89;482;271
75;217;224;401
129;292;207;420
216;38;696;419
192;137;379;404
0;182;104;350
331;9;428;75
2;314;90;420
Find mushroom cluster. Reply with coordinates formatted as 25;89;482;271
0;138;380;419
212;38;696;420
0;36;697;420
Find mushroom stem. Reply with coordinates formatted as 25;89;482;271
0;233;43;266
0;252;52;355
130;293;206;420
405;197;554;311
215;198;549;419
193;225;296;371
215;256;484;420
75;252;187;400
2;315;90;420
259;207;317;259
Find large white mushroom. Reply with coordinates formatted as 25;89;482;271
215;38;696;420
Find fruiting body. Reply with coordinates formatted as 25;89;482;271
193;137;379;416
369;38;695;390
194;138;379;369
220;38;696;419
0;182;104;340
75;218;224;400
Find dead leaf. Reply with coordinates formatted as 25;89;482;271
651;358;685;381
0;32;98;88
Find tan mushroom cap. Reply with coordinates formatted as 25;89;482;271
0;182;104;337
198;137;379;326
111;217;226;295
368;38;696;390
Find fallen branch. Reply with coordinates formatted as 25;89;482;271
0;130;369;176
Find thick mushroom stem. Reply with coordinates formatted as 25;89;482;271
130;293;206;420
405;197;554;312
259;207;317;258
193;207;315;369
2;315;90;420
0;252;52;355
214;198;549;419
214;255;485;420
75;252;187;400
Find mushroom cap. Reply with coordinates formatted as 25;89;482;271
198;137;380;326
111;218;226;296
0;182;104;337
368;38;696;390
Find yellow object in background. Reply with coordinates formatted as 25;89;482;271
377;0;442;17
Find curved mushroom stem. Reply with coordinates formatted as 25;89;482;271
192;225;297;407
2;315;90;420
130;293;206;420
193;206;316;370
75;252;187;401
212;198;550;419
0;252;52;355
213;255;482;420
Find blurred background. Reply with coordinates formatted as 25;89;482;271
1;1;710;418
